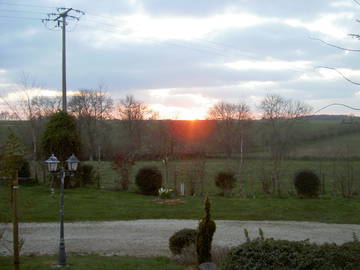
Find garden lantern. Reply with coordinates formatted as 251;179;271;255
66;154;79;172
45;153;80;267
45;154;60;172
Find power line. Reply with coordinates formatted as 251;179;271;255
0;1;55;9
0;8;47;14
0;15;41;20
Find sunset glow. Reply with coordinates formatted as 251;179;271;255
2;0;360;118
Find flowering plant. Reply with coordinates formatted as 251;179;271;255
158;187;173;199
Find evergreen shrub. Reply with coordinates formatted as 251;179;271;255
294;169;320;198
215;171;236;196
135;166;162;195
18;158;30;178
196;196;216;264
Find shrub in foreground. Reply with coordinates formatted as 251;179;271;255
222;238;360;270
294;169;320;198
135;166;162;195
169;228;197;255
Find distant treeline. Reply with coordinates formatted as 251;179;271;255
1;116;360;161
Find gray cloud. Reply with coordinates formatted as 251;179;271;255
1;0;360;117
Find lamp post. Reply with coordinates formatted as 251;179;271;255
45;154;79;268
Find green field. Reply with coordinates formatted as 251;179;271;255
1;185;360;224
84;158;360;198
0;256;184;270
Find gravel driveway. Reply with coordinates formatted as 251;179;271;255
1;220;360;257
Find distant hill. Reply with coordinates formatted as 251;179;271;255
301;114;360;121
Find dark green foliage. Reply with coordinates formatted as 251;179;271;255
40;111;81;161
196;196;216;264
294;169;320;198
64;164;95;189
135;166;162;195
18;158;30;178
17;158;37;185
75;164;95;186
215;171;236;196
169;228;197;255
221;238;360;270
0;131;25;179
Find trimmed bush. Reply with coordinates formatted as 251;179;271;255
169;228;197;255
135;166;162;195
215;171;236;196
294;169;320;198
222;238;360;270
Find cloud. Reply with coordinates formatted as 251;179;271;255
1;0;360;119
80;10;271;45
225;58;312;71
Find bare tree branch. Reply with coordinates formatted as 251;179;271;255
314;103;360;114
353;0;360;6
314;66;360;85
207;101;251;158
309;36;360;52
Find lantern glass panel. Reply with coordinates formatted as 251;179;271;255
45;154;60;173
68;161;78;172
66;154;79;172
49;162;58;172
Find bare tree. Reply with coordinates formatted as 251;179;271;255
260;94;312;195
0;73;57;159
68;88;114;160
117;95;157;156
0;111;19;120
207;101;251;159
31;96;61;119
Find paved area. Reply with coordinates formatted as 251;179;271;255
1;220;360;257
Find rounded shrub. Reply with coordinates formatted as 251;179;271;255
221;238;360;270
169;228;197;255
294;169;320;198
135;166;162;195
215;171;236;196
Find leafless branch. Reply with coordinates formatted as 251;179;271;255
314;66;360;85
309;36;360;52
314;103;360;114
353;0;360;6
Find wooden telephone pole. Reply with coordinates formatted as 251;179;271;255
12;172;20;266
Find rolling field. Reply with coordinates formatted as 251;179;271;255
86;158;360;197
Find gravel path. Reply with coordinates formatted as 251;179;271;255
1;220;360;257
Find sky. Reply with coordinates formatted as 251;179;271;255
1;0;360;119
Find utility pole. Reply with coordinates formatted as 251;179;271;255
42;8;85;112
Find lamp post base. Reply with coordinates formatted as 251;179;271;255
52;264;70;268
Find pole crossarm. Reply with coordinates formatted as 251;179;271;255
42;8;84;29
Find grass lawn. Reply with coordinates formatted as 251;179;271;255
0;256;184;270
1;185;360;224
